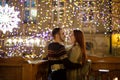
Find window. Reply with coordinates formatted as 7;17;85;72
24;0;37;23
52;0;65;24
0;0;2;5
0;0;8;6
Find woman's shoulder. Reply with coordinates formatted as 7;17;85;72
71;43;81;52
66;43;80;51
73;43;80;48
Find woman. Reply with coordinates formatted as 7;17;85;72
67;30;87;80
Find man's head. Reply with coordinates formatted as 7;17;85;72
52;28;65;42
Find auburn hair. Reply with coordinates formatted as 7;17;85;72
73;30;87;64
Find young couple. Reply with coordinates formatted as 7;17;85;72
45;28;87;80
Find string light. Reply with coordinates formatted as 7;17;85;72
0;0;119;58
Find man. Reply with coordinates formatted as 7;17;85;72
47;28;81;80
48;28;67;62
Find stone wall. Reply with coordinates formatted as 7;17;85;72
85;33;110;56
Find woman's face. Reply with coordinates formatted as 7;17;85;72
70;32;75;44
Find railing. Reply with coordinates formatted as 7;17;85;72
88;56;120;80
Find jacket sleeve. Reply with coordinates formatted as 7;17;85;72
62;58;82;69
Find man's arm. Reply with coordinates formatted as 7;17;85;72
62;58;82;69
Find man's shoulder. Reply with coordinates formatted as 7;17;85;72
48;42;62;46
48;42;65;50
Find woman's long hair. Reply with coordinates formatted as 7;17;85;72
73;30;87;64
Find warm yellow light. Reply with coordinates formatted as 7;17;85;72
13;38;17;44
112;34;120;47
113;77;118;80
18;38;23;43
7;39;12;44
